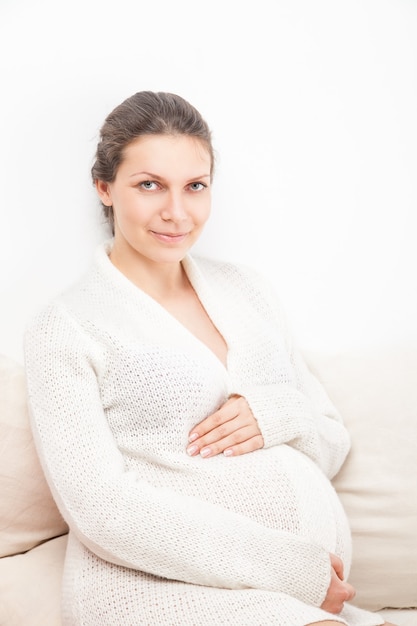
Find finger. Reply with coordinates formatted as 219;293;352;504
330;581;355;613
223;434;264;457
321;566;351;614
196;426;263;458
329;582;355;613
344;582;356;602
330;554;344;580
188;401;256;447
193;411;258;447
329;601;345;614
187;415;261;456
188;402;238;442
322;600;344;615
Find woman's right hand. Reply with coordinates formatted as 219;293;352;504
320;554;356;614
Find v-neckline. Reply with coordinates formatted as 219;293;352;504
153;256;230;372
101;243;230;373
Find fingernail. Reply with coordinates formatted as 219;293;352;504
223;448;233;457
187;444;198;456
200;447;211;458
188;433;198;443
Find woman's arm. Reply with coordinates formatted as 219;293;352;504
237;336;351;479
187;364;349;479
187;264;350;479
25;303;331;606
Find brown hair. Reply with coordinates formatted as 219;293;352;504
91;91;215;232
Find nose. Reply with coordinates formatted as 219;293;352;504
160;190;187;222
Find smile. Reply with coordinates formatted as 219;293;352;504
150;231;189;244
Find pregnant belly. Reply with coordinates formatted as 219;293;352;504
135;444;352;561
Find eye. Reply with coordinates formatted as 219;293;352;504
139;180;158;191
188;182;207;192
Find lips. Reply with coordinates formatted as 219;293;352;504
150;231;189;243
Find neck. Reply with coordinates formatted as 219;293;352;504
109;247;189;300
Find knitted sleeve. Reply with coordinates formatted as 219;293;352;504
24;303;331;606
236;344;350;479
229;270;350;479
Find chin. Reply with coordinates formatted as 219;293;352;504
152;248;190;264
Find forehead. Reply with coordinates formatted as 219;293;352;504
120;134;212;175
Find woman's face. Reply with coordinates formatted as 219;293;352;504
96;134;212;267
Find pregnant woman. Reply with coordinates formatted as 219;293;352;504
25;90;395;626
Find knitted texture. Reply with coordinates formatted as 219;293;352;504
24;241;384;626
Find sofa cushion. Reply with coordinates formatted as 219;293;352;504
306;346;417;611
379;608;417;626
0;534;67;626
0;355;68;558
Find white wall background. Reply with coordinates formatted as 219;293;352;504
1;0;416;365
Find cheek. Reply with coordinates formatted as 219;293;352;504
117;196;153;225
202;205;211;226
194;198;211;225
202;207;211;224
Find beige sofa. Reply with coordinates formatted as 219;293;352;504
0;347;416;625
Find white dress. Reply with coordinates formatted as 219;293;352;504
24;241;385;626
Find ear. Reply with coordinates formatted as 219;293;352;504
95;180;112;206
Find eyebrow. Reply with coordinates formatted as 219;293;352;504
129;171;211;180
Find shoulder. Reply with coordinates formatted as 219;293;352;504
190;254;281;306
24;249;106;349
191;254;266;288
24;299;87;361
189;254;292;339
25;241;117;331
24;277;92;338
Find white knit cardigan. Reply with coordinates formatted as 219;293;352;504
24;241;384;626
